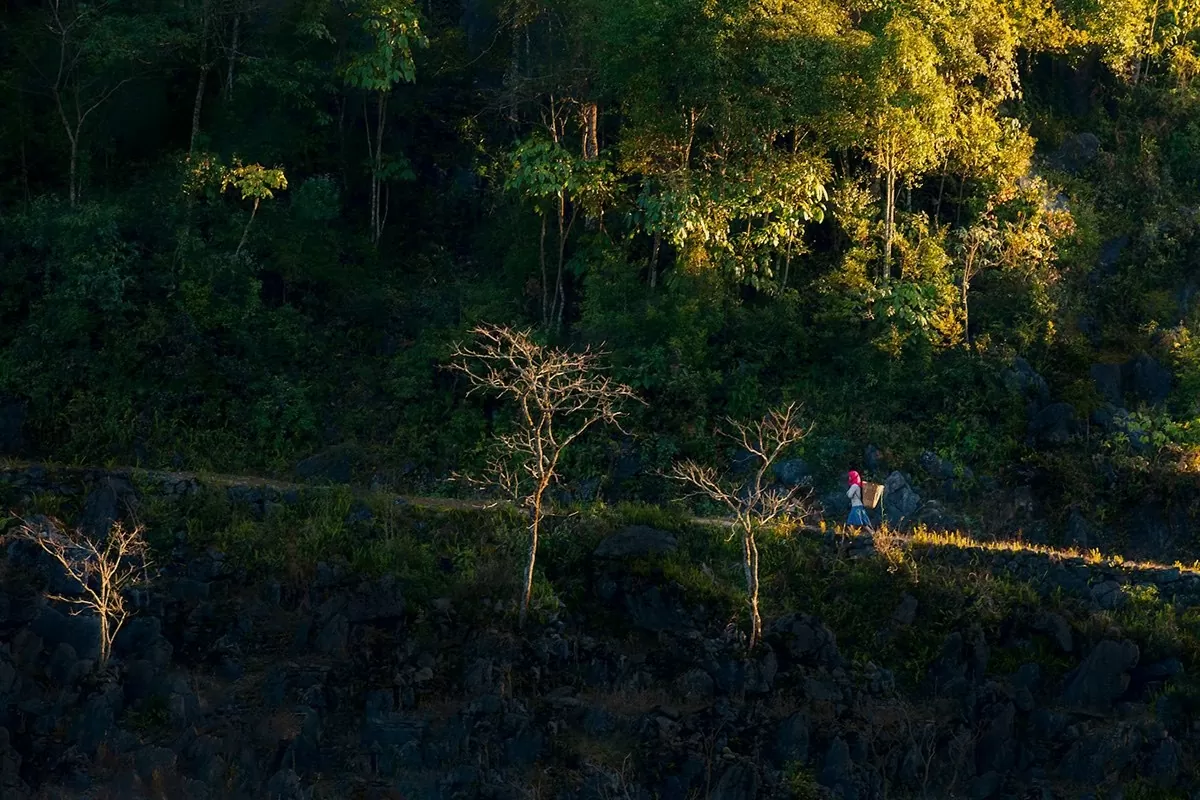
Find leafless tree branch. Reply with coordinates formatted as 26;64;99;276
448;324;639;625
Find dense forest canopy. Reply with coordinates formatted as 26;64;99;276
3;0;1200;518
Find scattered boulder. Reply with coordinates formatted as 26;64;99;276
975;702;1017;774
926;628;989;695
1123;353;1172;407
1057;727;1142;783
1062;639;1140;713
1090;363;1124;407
1053;132;1101;174
818;737;857;799
265;768;309;800
622;584;693;634
920;451;955;480
1090;580;1127;611
883;472;921;524
1004;357;1050;409
774;712;810;766
79;475;138;538
1064;510;1096;550
1029;402;1076;446
767;614;842;668
675;668;714;700
821;490;850;518
711;762;758;800
294;445;360;484
773;458;811;487
1033;611;1074;653
29;604;101;662
1147;737;1183;787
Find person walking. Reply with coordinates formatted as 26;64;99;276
846;470;871;528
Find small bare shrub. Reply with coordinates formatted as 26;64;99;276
17;519;151;667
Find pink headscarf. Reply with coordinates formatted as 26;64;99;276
848;470;861;486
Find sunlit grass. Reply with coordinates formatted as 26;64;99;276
809;521;1200;575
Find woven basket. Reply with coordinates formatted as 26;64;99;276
861;481;884;510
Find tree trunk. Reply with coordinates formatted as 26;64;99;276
581;102;599;160
68;138;79;208
505;4;521;126
99;614;110;667
961;271;971;350
540;215;549;325
372;92;388;244
519;489;545;627
190;0;212;154
225;14;240;101
581;102;600;232
189;67;209;154
955;177;966;226
649;232;661;289
236;197;259;256
782;240;792;290
742;528;762;650
934;163;948;226
883;165;895;281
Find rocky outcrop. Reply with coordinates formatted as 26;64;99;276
3;465;1200;799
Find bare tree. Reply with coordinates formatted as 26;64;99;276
18;519;151;667
671;403;813;649
448;324;638;626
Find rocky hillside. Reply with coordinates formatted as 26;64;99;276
2;466;1200;799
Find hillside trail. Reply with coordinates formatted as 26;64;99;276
0;457;741;528
7;458;1199;580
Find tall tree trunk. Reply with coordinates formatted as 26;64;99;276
372;92;388;244
955;177;966;225
961;260;972;350
190;0;212;154
581;102;600;232
236;197;260;256
742;528;762;650
53;88;80;207
649;232;661;289
68;139;79;208
750;533;760;648
962;279;970;349
782;241;792;290
98;614;111;668
225;14;240;101
554;191;566;331
581;102;599;160
540;215;549;325
883;165;895;281
189;67;209;155
519;488;545;627
504;4;521;126
934;162;948;225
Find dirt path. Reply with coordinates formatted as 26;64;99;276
0;457;741;527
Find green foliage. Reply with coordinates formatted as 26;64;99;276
342;0;427;90
221;160;289;204
0;0;1199;549
781;762;823;800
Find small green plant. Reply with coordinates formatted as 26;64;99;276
782;762;821;800
123;696;171;732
